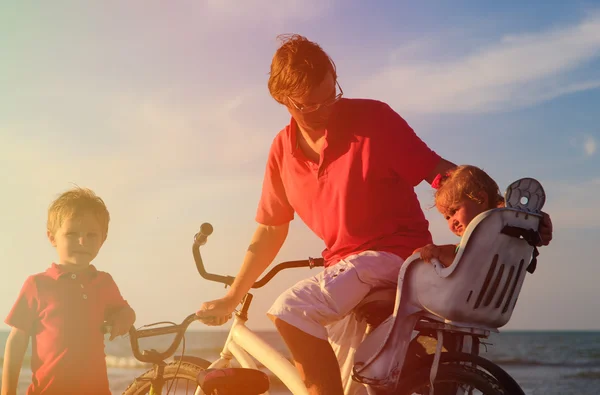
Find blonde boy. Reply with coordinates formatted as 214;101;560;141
2;187;135;395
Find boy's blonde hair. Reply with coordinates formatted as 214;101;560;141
47;187;110;240
435;165;504;212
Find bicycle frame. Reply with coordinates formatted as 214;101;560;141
129;222;528;395
194;313;308;395
189;224;321;394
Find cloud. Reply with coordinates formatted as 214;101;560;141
0;88;279;229
570;134;598;157
359;13;600;114
584;135;597;156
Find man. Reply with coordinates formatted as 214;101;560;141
196;34;552;395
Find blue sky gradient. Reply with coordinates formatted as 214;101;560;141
1;1;598;331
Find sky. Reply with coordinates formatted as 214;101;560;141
1;1;599;333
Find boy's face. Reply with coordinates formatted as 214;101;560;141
440;198;488;237
47;212;105;268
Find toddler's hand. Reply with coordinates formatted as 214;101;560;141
414;244;439;263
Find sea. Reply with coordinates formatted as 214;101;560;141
1;330;599;394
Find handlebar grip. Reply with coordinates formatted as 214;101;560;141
200;223;213;236
194;223;213;246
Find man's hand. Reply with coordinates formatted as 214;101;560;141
108;306;136;341
196;296;238;326
425;158;456;185
538;211;553;246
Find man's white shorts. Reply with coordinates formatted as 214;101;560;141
267;250;404;394
267;250;404;338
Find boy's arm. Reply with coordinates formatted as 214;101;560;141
103;274;136;340
1;327;29;395
106;305;136;341
3;276;38;395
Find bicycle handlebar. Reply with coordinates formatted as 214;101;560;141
127;313;198;364
192;223;324;288
127;223;324;364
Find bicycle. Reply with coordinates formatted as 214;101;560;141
123;216;535;395
122;223;326;395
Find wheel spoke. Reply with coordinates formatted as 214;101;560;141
396;365;506;395
124;361;208;395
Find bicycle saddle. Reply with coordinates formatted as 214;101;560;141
353;287;396;328
197;368;269;395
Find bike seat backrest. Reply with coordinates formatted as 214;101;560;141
353;287;396;328
404;178;546;329
409;207;541;328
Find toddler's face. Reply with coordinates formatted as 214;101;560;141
48;212;105;268
440;198;488;237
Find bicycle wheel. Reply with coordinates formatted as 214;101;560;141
395;365;505;395
407;352;525;395
123;360;210;395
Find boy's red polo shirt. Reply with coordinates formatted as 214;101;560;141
256;98;441;265
5;264;129;395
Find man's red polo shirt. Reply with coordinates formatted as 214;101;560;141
5;264;129;395
256;98;441;265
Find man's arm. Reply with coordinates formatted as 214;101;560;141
1;327;29;395
425;158;456;185
196;222;289;325
227;222;289;302
538;211;553;246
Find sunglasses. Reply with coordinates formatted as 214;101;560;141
287;81;343;114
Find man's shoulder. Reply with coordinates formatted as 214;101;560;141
272;124;290;142
338;98;394;115
268;124;292;158
337;99;409;139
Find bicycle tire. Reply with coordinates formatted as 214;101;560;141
123;360;211;395
407;352;524;395
395;364;505;395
